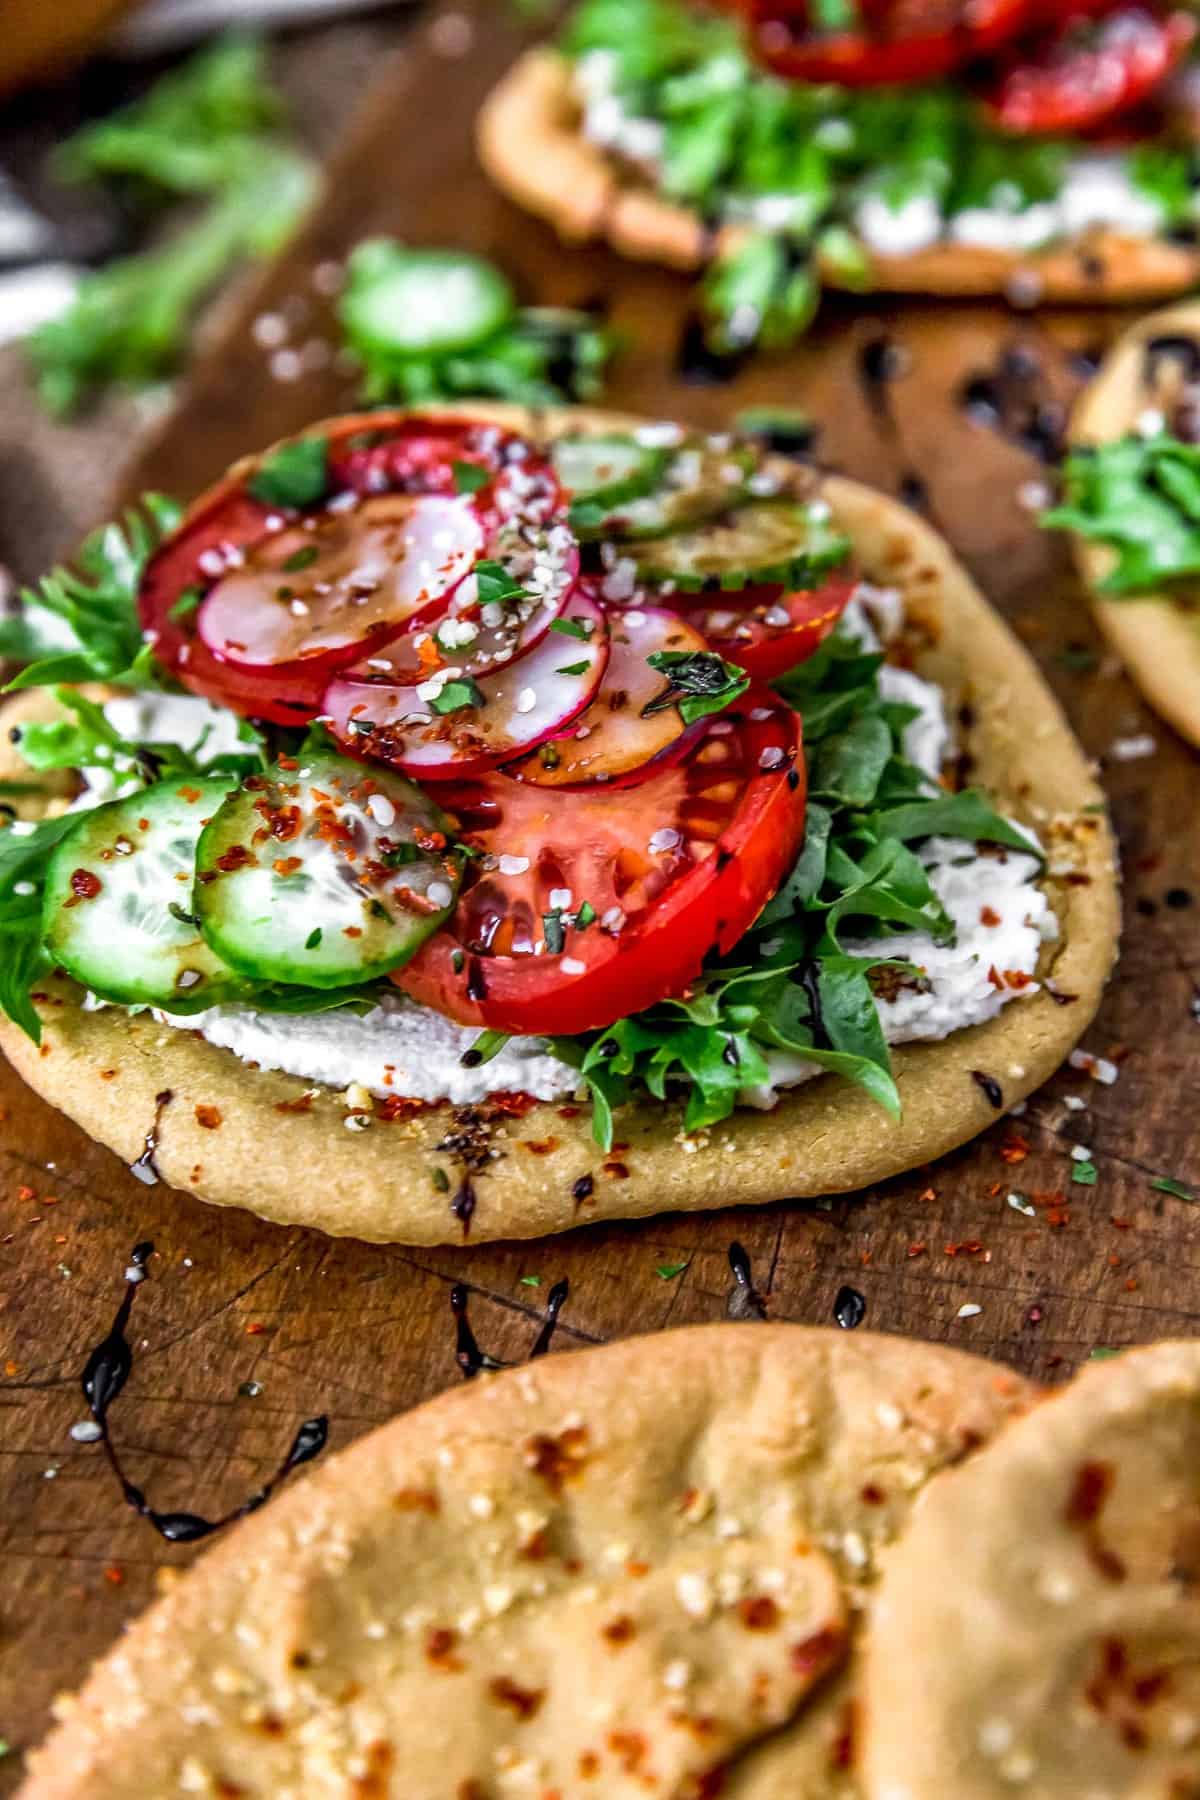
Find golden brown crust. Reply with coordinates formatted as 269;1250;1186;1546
478;49;1200;302
863;1341;1200;1798
1065;298;1200;750
0;403;1119;1247
20;1324;1037;1799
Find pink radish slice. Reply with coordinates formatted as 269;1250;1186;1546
512;606;707;787
353;522;580;686
197;494;484;674
324;592;609;780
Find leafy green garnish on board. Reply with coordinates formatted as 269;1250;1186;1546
1044;435;1200;594
0;495;181;691
27;37;314;414
552;628;1036;1148
559;0;1200;353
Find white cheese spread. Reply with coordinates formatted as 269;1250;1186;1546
78;693;252;807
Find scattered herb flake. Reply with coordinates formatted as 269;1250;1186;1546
453;460;490;496
656;1261;689;1280
305;928;322;949
556;659;591;676
429;677;486;715
519;1274;542;1287
249;436;329;509
550;616;592;641
1151;1175;1196;1201
1071;1160;1098;1185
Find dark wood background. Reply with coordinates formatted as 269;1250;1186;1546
4;2;1200;1784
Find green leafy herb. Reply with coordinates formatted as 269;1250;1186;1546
655;1261;689;1280
475;561;529;612
2;495;180;693
519;1273;542;1286
550;616;593;641
467;1028;513;1065
30;110;313;415
557;659;591;677
644;650;750;724
1151;1175;1197;1201
282;545;320;572
576;899;597;928
1044;435;1200;595
167;585;203;623
249;436;330;509
428;677;486;715
453;460;491;496
1088;1346;1121;1361
1071;1159;1098;1186
305;928;323;949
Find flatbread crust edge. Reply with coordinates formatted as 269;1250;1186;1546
20;1323;1039;1800
478;48;1200;303
0;402;1119;1248
1065;298;1200;751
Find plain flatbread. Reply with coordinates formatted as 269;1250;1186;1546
862;1340;1200;1798
0;403;1119;1246
19;1323;1037;1799
478;50;1200;304
1065;298;1200;750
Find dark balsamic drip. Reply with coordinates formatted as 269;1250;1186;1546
971;1068;1005;1109
742;417;819;460
898;470;931;514
674;314;751;387
1142;333;1200;389
81;1242;327;1543
451;1176;477;1236
856;333;908;429
726;1241;769;1321
450;1278;570;1380
131;1088;174;1184
833;1284;867;1331
800;961;831;1050
572;1172;595;1206
957;340;1066;466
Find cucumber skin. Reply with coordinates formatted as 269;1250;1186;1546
42;779;252;1013
340;242;515;361
194;755;460;990
633;502;852;593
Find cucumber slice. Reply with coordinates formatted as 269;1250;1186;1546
42;776;249;1012
632;500;852;593
584;438;760;541
552;435;671;537
195;751;460;989
340;240;515;360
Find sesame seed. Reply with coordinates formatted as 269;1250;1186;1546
515;688;537;715
498;854;530;876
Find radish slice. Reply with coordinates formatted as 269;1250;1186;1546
512;605;708;787
324;593;609;779
197;494;483;673
351;521;580;686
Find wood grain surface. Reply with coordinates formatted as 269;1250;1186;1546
4;2;1200;1784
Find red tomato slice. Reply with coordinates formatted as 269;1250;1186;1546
687;574;855;682
984;6;1197;135
745;0;1033;86
138;413;569;727
393;695;806;1036
511;602;709;788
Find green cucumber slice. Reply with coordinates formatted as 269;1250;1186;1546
552;435;671;537
339;240;516;360
42;776;249;1012
632;499;852;593
578;437;760;541
195;751;460;989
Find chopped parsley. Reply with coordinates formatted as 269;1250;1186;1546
550;616;594;641
655;1261;689;1280
428;677;486;715
1071;1159;1099;1186
249;436;330;510
1151;1175;1197;1201
453;460;491;496
644;650;750;724
556;659;591;676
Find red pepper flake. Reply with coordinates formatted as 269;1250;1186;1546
273;856;303;877
488;1675;545;1718
1045;1206;1070;1227
377;1095;436;1123
917;1187;936;1203
521;1138;559;1156
277;754;299;771
986;965;1004;991
67;869;102;905
979;905;1001;926
393;1487;440;1514
194;1104;222;1130
216;845;254;873
275;1093;315;1115
425;1627;463;1672
343;926;364;939
790;1624;845;1679
603;1160;630;1180
524;1426;589;1494
601;1615;636;1646
4;1360;19;1377
906;1241;927;1258
176;785;202;804
103;1565;124;1585
17;1186;35;1204
483;1090;538;1118
1000;1134;1030;1164
1004;969;1034;990
244;1322;268;1337
739;1596;781;1631
1110;1216;1133;1231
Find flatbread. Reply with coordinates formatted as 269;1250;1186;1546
862;1340;1200;1799
0;403;1119;1246
19;1323;1037;1799
478;50;1200;304
1065;299;1200;750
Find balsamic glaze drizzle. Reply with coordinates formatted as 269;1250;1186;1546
131;1089;173;1186
726;1241;769;1321
833;1284;867;1331
856;332;908;427
971;1069;1005;1110
450;1279;570;1380
80;1243;327;1543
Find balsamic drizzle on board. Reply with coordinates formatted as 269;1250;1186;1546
726;1241;769;1320
79;1242;327;1543
450;1278;570;1380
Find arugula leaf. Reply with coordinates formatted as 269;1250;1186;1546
643;650;750;724
428;677;486;715
1044;435;1200;595
0;813;84;1041
3;495;180;693
249;434;330;509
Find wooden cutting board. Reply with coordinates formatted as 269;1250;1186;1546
4;2;1200;1782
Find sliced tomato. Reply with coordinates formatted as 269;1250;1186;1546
744;0;1033;86
687;574;854;682
983;6;1197;135
393;695;806;1036
138;413;571;727
511;603;708;788
323;592;609;780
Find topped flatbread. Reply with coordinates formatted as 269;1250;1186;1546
1049;298;1200;751
19;1322;1037;1798
863;1339;1200;1798
0;403;1117;1246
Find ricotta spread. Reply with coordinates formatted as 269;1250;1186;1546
79;693;253;807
